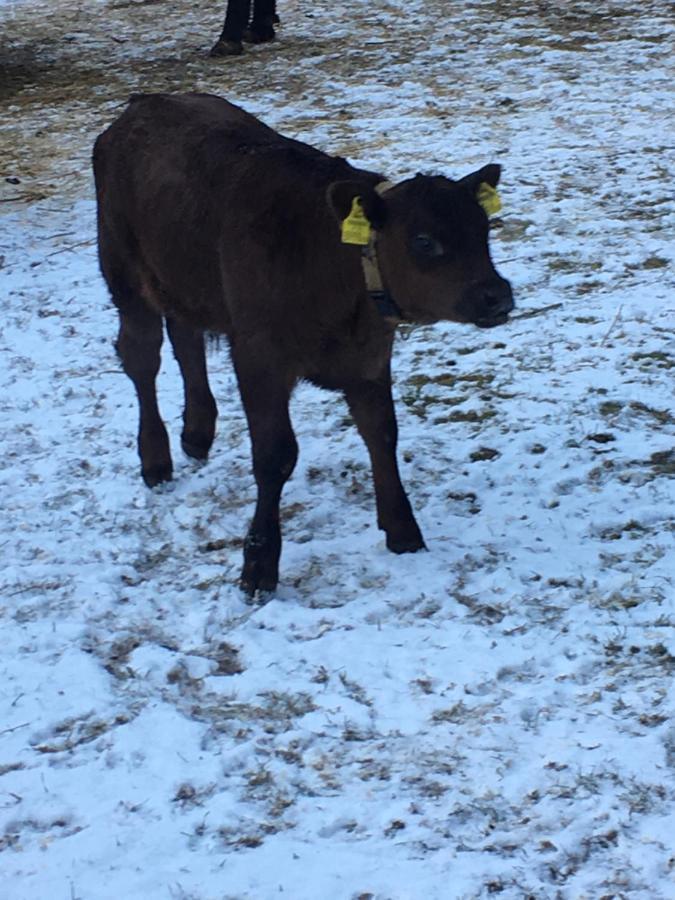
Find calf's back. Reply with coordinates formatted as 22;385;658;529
94;92;386;374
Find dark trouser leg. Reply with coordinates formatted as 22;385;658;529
166;318;217;461
246;0;276;42
221;0;251;40
343;373;425;553
211;0;251;55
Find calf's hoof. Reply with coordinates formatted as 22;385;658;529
142;461;173;488
181;432;212;461
241;531;280;596
240;568;278;598
241;586;275;606
386;530;426;554
210;38;243;57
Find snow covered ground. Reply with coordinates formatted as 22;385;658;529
1;1;674;897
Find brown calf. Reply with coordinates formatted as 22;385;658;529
93;92;513;596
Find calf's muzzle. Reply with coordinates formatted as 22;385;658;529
465;275;514;328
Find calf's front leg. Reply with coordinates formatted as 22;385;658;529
233;351;298;595
343;374;426;553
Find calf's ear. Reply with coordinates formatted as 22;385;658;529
460;164;503;216
326;181;388;231
460;163;501;193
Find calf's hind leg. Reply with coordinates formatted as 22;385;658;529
166;318;218;461
116;306;172;487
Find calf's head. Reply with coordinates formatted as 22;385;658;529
329;165;514;328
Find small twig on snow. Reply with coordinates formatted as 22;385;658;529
0;722;30;736
45;238;96;258
1;194;46;203
511;302;563;321
600;304;623;346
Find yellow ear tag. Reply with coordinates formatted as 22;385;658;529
477;182;502;217
341;197;372;245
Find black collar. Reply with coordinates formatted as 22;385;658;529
368;289;406;323
361;241;408;323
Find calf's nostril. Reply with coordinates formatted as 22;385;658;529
485;290;507;310
479;286;514;320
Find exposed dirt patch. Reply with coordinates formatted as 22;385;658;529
3;0;671;202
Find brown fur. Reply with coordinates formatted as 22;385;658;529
93;92;513;595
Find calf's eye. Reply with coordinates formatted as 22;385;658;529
411;233;444;258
